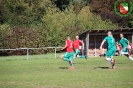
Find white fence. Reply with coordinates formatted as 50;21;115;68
0;47;63;60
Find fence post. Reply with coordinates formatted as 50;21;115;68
82;47;84;56
95;48;96;56
27;48;29;60
55;47;56;59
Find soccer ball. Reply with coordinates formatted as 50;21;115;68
127;45;131;50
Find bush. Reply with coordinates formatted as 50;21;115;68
2;26;49;55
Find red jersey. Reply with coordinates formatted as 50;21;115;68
119;45;122;50
131;44;133;49
65;39;73;52
116;45;120;50
73;39;82;49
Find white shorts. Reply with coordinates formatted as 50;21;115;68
121;52;128;55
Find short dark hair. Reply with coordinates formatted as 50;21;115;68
120;33;124;36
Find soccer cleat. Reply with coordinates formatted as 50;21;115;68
111;59;115;69
85;55;87;60
69;66;74;70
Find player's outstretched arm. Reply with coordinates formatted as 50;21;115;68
61;41;67;50
81;41;84;50
100;40;105;50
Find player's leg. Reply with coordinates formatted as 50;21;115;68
105;48;115;69
110;48;116;69
105;56;112;61
121;47;128;55
105;49;112;62
64;52;74;64
73;49;79;60
75;49;87;59
126;48;133;61
123;47;133;61
126;54;133;61
74;49;80;58
68;52;75;69
61;52;71;62
111;57;115;69
78;55;86;58
60;53;75;69
131;50;133;55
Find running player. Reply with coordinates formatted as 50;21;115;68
73;35;87;60
100;31;116;69
61;35;74;69
119;33;133;61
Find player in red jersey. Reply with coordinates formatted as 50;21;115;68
73;35;87;60
61;35;74;69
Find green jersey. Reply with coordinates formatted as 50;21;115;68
119;38;128;48
104;36;116;49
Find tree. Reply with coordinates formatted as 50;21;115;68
2;0;50;27
90;0;132;28
42;5;117;47
42;6;77;46
0;1;6;24
77;6;117;29
0;0;118;55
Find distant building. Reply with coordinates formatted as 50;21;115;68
78;28;133;57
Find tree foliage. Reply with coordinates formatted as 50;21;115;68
90;0;133;27
0;0;119;55
2;0;51;27
77;6;117;29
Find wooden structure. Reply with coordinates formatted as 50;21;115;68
78;28;133;57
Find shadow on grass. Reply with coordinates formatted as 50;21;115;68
73;63;85;64
94;67;110;69
59;67;69;69
117;62;127;64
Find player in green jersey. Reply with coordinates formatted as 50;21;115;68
119;33;133;61
100;31;116;69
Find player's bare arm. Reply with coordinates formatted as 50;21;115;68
100;40;105;50
61;41;67;50
81;41;84;50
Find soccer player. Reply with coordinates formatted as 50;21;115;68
119;33;133;61
100;31;116;69
61;35;74;69
73;35;87;60
129;42;133;55
116;42;121;56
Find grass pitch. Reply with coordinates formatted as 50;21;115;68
0;54;133;88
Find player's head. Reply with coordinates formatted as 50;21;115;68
116;41;118;45
75;35;79;40
120;33;124;38
129;41;132;45
67;35;70;40
107;31;112;36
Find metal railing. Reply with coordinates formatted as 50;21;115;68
0;47;63;60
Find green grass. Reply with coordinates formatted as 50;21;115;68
0;54;133;88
